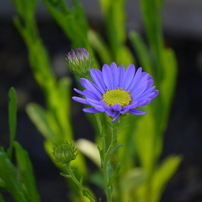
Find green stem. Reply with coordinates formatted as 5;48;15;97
66;164;96;202
102;122;118;202
95;113;102;134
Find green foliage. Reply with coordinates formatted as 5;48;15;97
26;103;57;140
0;150;27;202
98;0;134;66
0;194;4;202
11;0;85;167
14;142;40;202
0;88;40;202
7;88;17;159
8;0;182;201
0;146;40;202
43;0;98;68
140;0;164;81
151;155;182;202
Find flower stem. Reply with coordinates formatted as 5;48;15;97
95;113;102;134
65;164;96;202
102;122;119;202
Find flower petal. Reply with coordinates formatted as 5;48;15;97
74;88;85;96
136;86;155;100
120;101;138;114
112;113;120;123
150;90;159;99
137;98;151;106
106;109;117;117
130;80;148;99
147;78;154;88
90;68;106;94
72;97;89;105
122;64;135;90
110;62;119;88
83;108;100;113
127;67;143;91
126;101;139;109
100;100;111;110
102;64;113;90
87;98;102;108
80;78;99;92
84;89;102;100
112;104;122;112
129;108;146;115
72;62;159;123
118;65;125;87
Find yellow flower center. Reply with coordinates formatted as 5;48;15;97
102;88;132;107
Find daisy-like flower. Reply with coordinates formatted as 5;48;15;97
72;62;159;122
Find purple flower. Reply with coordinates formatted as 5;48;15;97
72;62;159;122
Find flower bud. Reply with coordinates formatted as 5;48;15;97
53;142;77;164
66;48;93;78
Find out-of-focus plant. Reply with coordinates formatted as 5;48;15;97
11;0;88;201
7;0;182;201
0;88;40;202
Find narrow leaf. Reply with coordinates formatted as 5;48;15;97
108;163;121;187
151;155;182;202
60;172;71;178
0;194;4;202
26;103;56;140
88;29;112;64
0;151;27;202
129;31;154;77
7;88;17;159
109;144;124;156
14;142;40;202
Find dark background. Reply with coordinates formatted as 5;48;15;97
1;0;202;201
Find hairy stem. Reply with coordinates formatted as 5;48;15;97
102;122;118;202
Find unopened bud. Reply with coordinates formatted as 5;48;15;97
66;48;93;78
53;142;77;164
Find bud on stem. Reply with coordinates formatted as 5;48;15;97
53;142;77;164
66;48;93;78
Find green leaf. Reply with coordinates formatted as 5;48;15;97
0;177;6;190
0;194;4;202
140;0;164;81
109;144;124;156
120;168;146;201
88;29;112;64
60;172;71;178
105;0;126;58
117;45;135;67
26;103;56;140
43;0;89;48
0;151;27;202
98;0;128;61
129;31;154;77
14;142;40;202
107;163;112;186
159;48;178;132
7;87;17;159
98;0;111;14
55;77;73;141
134;107;156;175
89;172;104;189
151;155;182;202
108;163;121;187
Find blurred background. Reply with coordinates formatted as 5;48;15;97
1;0;202;201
